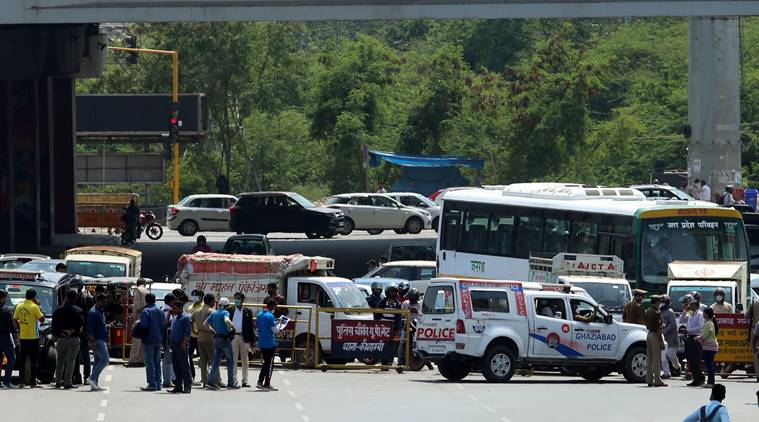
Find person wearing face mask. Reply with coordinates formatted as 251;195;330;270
623;289;647;325
228;292;254;387
204;297;237;390
660;295;682;379
686;299;706;386
709;288;733;314
185;289;205;383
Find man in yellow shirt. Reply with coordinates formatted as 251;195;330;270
13;288;45;387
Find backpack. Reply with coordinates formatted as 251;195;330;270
699;404;723;422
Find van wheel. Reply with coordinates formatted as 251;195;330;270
405;217;423;234
340;218;354;236
481;346;516;382
438;357;470;381
294;336;322;368
178;219;199;236
622;345;647;383
579;367;611;382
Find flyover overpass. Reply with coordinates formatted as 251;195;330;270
2;0;759;22
0;0;749;251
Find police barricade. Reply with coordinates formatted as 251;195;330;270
244;303;313;369
314;307;411;371
714;313;754;378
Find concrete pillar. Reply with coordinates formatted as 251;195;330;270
688;17;741;200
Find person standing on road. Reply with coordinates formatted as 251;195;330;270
73;281;94;385
139;293;165;391
13;288;45;388
192;235;214;253
256;299;282;390
186;289;205;383
683;383;730;422
710;288;733;314
623;289;646;325
169;302;192;394
660;295;681;379
205;297;237;390
192;293;215;388
52;289;84;389
698;308;720;388
745;295;759;382
161;293;176;389
126;278;149;368
229;292;254;388
0;289;19;389
686;300;706;387
645;295;667;387
699;180;712;202
86;293;109;391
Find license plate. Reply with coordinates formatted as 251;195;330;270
426;344;448;354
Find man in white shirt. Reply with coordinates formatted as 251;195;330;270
686;301;705;386
228;292;254;388
700;180;712;202
683;383;730;422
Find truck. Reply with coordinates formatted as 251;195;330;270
63;246;142;278
529;253;633;321
415;278;649;383
176;253;370;365
665;261;749;313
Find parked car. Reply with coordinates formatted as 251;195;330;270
150;282;183;308
325;193;431;235
221;234;273;255
384;239;436;262
229;192;344;239
167;194;239;236
429;187;475;207
354;260;437;294
0;254;51;269
382;192;441;232
18;259;65;272
629;184;695;201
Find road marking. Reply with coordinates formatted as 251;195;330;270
467;394;478;402
288;390;297;398
102;388;109;395
104;374;112;382
455;384;464;390
301;416;310;422
483;406;495;413
100;399;108;408
283;379;291;386
500;417;512;422
107;365;113;372
97;413;106;421
294;403;304;411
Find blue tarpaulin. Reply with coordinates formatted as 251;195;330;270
369;151;484;169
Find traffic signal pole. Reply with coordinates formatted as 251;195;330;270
108;46;181;204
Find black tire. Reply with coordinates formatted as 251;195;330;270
305;232;320;239
622;345;647;383
405;217;424;234
146;223;163;240
579;367;611;382
340;218;355;236
367;229;384;235
481;345;516;383
38;346;57;384
322;232;335;239
294;336;322;368
438;357;470;382
394;229;407;235
178;219;199;236
432;217;440;233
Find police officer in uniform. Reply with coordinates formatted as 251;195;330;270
645;295;667;387
623;289;646;325
745;295;759;382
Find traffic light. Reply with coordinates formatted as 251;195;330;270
169;114;179;141
125;36;138;64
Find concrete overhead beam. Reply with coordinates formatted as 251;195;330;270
4;1;759;23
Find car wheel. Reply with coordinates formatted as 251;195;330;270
178;219;199;236
404;217;423;235
437;357;470;381
340;218;355;236
367;229;384;235
622;345;647;383
38;345;57;384
305;232;321;239
394;229;407;235
481;345;516;383
579;366;611;382
322;232;335;239
432;217;440;232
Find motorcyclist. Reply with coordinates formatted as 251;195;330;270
122;198;141;239
398;281;411;302
397;288;423;370
377;284;401;368
367;282;383;308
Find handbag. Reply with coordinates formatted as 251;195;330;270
132;320;148;339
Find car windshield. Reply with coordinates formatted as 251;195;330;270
288;193;316;208
18;261;59;272
223;238;268;255
0;260;25;269
669;285;734;313
0;283;55;315
329;283;368;308
668;187;695;201
388;245;435;261
641;217;748;287
571;282;630;312
67;261;127;278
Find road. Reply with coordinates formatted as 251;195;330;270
130;229;437;282
3;363;758;421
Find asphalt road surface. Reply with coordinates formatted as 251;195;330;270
3;363;758;422
131;229;437;282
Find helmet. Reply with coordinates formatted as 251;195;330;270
661;295;671;306
398;281;411;297
407;288;421;301
689;291;702;302
384;283;399;297
370;282;383;293
680;294;693;305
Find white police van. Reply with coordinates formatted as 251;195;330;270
415;278;649;383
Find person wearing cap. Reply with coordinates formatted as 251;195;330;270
126;278;149;368
185;289;205;382
683;383;730;422
623;289;646;325
660;295;681;379
710;288;733;314
686;299;706;386
645;295;667;387
204;297;237;389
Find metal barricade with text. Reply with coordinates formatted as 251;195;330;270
244;303;313;369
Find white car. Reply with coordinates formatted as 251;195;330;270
0;254;51;269
382;192;441;232
354;260;437;293
325;193;431;235
629;184;696;201
167;194;238;236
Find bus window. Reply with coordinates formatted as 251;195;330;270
461;209;489;254
488;209;515;256
516;209;544;258
569;218;599;254
442;206;463;250
544;211;570;254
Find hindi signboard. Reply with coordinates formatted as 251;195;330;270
330;320;395;361
715;313;753;364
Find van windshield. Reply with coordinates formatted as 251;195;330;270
68;261;127;278
669;285;734;312
329;283;368;308
0;283;55;315
570;282;630;312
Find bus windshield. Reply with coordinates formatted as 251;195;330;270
641;217;748;286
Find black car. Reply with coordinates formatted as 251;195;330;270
221;234;273;255
229;192;345;239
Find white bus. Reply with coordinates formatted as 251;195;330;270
437;183;749;294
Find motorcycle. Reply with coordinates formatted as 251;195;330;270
120;210;163;244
